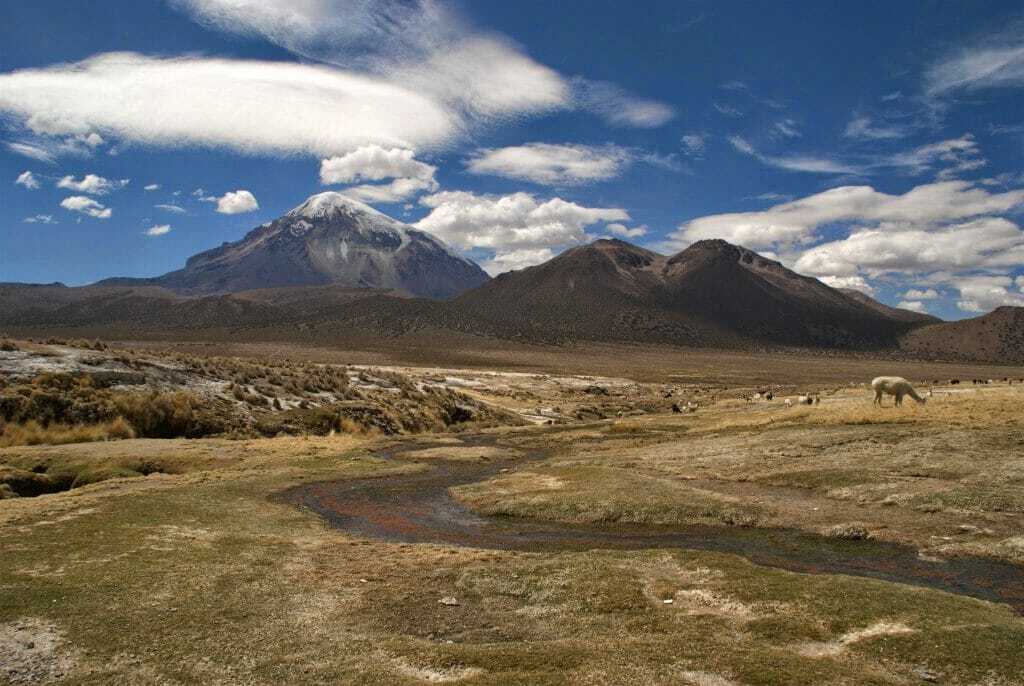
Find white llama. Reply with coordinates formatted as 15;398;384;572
871;376;927;407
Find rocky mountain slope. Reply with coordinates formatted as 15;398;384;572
900;306;1024;363
453;239;936;347
99;193;489;299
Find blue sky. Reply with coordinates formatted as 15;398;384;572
2;1;1023;318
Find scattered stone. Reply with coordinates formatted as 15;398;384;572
438;597;459;606
913;666;940;682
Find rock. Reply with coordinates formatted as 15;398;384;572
438;596;459;606
912;666;940;682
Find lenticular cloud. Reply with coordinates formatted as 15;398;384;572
0;53;457;157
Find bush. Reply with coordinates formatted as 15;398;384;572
113;391;223;438
0;339;18;352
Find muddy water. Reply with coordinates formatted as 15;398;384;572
282;439;1024;614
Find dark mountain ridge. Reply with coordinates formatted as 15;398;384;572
4;197;1019;362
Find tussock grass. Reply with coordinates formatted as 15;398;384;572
0;417;134;448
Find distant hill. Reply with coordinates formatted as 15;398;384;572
96;192;489;299
900;306;1024;363
453;238;935;348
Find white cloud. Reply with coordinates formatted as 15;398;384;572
415;190;629;273
905;288;939;300
214;190;259;214
951;275;1024;312
144;224;171;236
60;195;111;219
22;214;56;224
171;0;570;121
398;36;570;120
1017;275;1024;290
729;133;985;179
819;275;875;295
897;300;928;313
713;102;743;118
681;133;706;158
720;80;748;92
728;136;858;174
883;134;985;179
320;145;438;203
639;151;685;173
926;43;1024;95
173;0;676;128
156;203;186;213
15;170;39;189
466;143;632;185
341;178;439;204
793;218;1024;278
572;79;674;128
773;118;801;138
144;183;160;191
0;53;459;157
56;174;128;195
745;192;793;203
5;134;104;163
843;115;904;140
320;146;434;184
7;142;55;163
605;223;648;238
480;248;555;275
3;1;671;160
671;180;1024;251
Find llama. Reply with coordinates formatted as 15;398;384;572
871;376;927;407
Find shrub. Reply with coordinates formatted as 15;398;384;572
0;339;17;352
113;391;223;438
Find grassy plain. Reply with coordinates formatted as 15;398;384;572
2;344;1024;684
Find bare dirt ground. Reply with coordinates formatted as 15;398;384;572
2;342;1024;684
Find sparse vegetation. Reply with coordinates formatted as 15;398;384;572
0;417;133;449
0;347;523;447
2;344;1024;683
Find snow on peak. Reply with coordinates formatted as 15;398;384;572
287;192;389;221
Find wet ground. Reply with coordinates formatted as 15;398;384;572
282;435;1024;614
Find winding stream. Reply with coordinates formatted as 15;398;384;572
281;436;1024;614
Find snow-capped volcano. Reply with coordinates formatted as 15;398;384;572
149;192;489;298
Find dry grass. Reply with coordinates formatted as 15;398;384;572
456;385;1024;561
2;355;1024;683
0;417;134;448
2;452;1022;684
